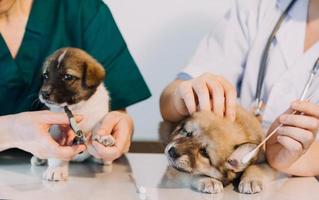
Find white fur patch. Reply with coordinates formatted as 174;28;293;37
57;50;67;69
41;83;110;181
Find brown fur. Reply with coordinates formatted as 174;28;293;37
161;106;276;194
40;48;105;105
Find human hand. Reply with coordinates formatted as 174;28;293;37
173;73;237;121
87;111;133;163
266;100;319;168
9;111;86;160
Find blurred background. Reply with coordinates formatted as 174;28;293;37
104;0;234;141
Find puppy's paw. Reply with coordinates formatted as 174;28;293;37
191;177;223;194
93;135;115;147
31;156;47;166
238;179;263;194
43;166;68;181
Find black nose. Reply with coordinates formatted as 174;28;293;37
168;147;180;159
41;91;50;100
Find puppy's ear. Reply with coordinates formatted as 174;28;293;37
159;121;179;146
82;61;105;88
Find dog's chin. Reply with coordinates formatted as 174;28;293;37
39;95;67;109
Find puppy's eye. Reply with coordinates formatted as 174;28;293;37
199;148;210;158
63;74;76;81
42;72;49;80
186;131;193;137
181;129;193;137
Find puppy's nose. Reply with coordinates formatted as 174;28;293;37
168;147;180;159
41;91;50;100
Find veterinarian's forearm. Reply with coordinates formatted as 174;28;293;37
160;80;185;122
268;141;319;176
0;115;15;151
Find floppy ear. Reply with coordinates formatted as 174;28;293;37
158;121;179;146
82;61;106;88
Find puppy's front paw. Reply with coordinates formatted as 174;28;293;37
93;135;115;147
238;179;263;194
191;177;223;194
43;166;68;181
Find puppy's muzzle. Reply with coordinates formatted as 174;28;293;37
168;146;180;159
41;90;50;100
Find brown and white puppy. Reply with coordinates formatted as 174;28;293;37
32;47;115;181
162;106;276;194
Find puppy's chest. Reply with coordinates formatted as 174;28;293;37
50;106;108;135
77;108;108;133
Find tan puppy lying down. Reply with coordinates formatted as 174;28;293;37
161;106;277;194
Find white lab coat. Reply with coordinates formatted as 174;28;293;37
180;0;319;129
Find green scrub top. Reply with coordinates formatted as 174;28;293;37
0;0;151;115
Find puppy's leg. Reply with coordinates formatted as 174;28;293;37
43;159;69;181
238;163;276;194
30;156;47;166
191;176;223;194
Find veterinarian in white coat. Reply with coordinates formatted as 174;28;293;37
161;0;319;176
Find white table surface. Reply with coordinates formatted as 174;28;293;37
0;152;318;200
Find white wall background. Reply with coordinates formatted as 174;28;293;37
104;0;234;141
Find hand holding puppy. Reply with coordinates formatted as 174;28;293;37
266;100;319;171
5;111;86;160
160;72;237;122
87;111;133;163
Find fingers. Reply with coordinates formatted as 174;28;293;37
291;100;319;118
177;81;197;114
176;73;237;119
65;129;77;145
217;77;237;121
89;112;133;162
110;118;131;152
91;141;119;161
50;144;86;161
277;126;314;150
87;142;102;159
36;111;83;125
270;103;319;156
277;135;303;154
279;114;319;132
206;79;225;117
95;113;122;136
44;130;85;160
192;81;211;112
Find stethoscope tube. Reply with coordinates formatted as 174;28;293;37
254;0;299;116
299;58;319;100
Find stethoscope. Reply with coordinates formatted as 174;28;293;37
254;0;319;117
